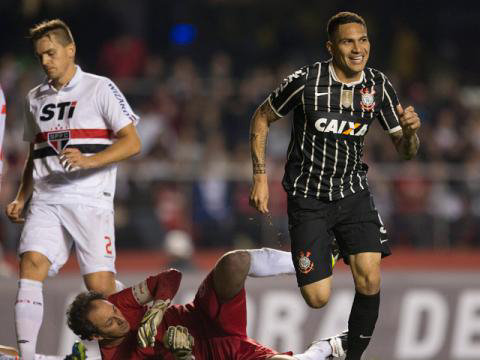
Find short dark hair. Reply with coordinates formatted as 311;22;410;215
29;19;75;46
66;291;106;340
327;12;366;40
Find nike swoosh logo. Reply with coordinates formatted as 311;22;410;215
359;334;372;339
380;239;388;244
316;92;329;96
18;340;30;344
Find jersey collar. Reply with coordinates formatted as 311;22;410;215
328;60;365;86
63;65;83;89
43;65;83;92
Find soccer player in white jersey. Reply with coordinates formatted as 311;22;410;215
0;85;14;278
5;19;141;360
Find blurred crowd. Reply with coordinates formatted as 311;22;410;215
0;0;479;261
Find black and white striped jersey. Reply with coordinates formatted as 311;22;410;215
268;60;401;201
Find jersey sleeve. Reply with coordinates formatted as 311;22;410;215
23;95;37;142
268;66;308;117
378;74;402;134
96;78;140;134
130;269;183;306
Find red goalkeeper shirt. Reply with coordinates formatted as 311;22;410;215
100;270;289;360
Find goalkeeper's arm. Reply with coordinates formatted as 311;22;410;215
132;269;182;305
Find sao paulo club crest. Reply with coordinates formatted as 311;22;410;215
47;130;71;154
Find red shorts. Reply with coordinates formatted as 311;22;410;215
191;271;292;360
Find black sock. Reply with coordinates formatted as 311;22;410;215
345;291;380;360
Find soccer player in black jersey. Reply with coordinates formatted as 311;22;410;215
249;11;420;360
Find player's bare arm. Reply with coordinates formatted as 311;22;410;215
249;100;281;214
390;104;420;160
60;123;141;170
6;143;34;223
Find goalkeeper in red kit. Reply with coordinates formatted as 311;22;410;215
66;248;347;360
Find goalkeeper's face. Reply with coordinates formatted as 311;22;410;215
87;300;131;340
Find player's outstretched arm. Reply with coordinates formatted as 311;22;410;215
249;100;281;214
390;104;420;160
60;123;141;170
6;143;34;223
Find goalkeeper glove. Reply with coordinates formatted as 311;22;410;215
163;325;195;359
137;298;171;348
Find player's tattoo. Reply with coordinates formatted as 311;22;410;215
249;102;279;175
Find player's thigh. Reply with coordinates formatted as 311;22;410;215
19;204;72;278
333;190;391;262
194;271;248;337
288;216;335;288
61;204;116;276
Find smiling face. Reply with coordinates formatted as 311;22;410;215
87;299;131;340
33;33;75;86
327;22;370;83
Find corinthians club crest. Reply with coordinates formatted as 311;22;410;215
297;251;314;274
360;87;376;112
47;130;71;154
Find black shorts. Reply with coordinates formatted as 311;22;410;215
288;189;391;287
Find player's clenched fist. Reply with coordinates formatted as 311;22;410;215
137;298;171;348
396;104;421;138
6;199;25;223
59;148;94;171
163;325;195;360
249;174;269;214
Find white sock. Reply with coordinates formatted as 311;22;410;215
83;339;101;359
115;279;126;291
34;355;64;360
247;248;295;277
15;279;44;360
294;340;332;360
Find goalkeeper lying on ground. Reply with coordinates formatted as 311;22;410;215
64;248;347;359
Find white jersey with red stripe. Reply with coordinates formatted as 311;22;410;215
24;66;139;209
0;86;6;187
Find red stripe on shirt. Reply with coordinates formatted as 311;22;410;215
35;129;113;143
1;104;5;114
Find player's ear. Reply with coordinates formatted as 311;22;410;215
66;42;76;60
326;41;333;56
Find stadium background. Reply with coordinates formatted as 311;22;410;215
0;1;479;359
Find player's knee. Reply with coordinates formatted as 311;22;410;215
301;289;330;309
86;281;116;296
356;272;381;294
217;250;250;276
84;273;116;296
19;252;50;279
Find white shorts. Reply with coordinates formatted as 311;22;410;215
18;203;116;277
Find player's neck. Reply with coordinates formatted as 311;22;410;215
331;62;362;84
99;336;126;348
51;64;76;90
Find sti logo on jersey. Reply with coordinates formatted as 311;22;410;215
315;118;368;136
48;130;71;154
40;101;77;121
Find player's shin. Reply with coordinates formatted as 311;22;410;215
345;291;380;360
15;279;44;360
247;248;295;277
